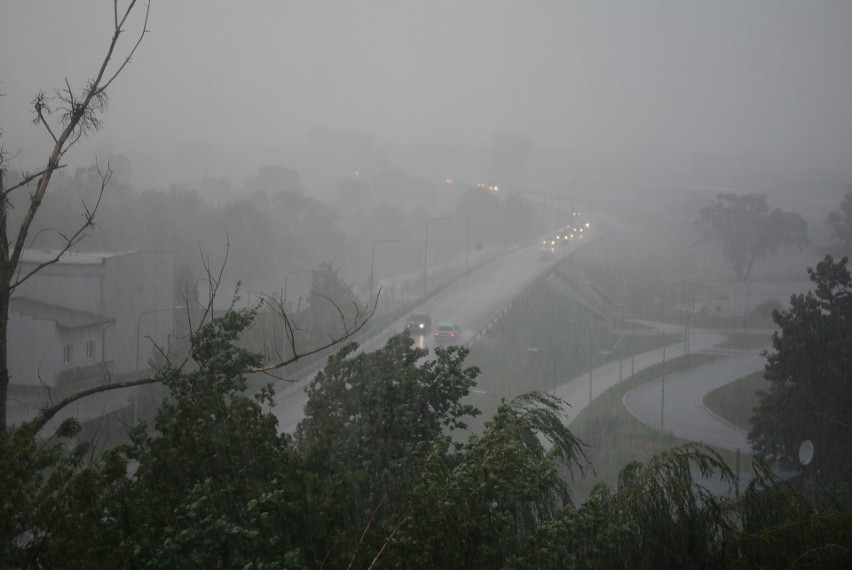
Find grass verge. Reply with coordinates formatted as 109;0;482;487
714;332;772;350
702;371;770;432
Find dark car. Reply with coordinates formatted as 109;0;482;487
433;322;462;343
406;312;432;334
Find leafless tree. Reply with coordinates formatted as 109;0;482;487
0;1;151;429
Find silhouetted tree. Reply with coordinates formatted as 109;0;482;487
827;186;852;258
750;255;852;484
697;193;808;281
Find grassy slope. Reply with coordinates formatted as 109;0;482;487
702;371;771;432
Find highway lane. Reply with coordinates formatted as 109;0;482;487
271;228;603;433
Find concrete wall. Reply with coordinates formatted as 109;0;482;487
12;250;177;380
8;310;59;388
14;262;103;313
7;311;103;389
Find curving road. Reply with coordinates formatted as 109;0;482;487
621;348;766;452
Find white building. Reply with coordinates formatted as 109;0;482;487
7;250;177;424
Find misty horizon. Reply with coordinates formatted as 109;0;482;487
2;1;851;197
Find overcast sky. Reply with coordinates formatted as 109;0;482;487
2;1;852;188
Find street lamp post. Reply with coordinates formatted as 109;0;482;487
589;360;593;405
423;216;451;297
630;311;637;378
588;314;596;405
503;196;510;251
466;208;472;271
660;343;667;430
370;239;400;303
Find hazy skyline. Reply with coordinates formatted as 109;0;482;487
2;1;852;191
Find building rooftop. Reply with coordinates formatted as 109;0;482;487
19;250;135;266
10;296;114;328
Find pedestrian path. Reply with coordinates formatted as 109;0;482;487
553;321;727;424
622;349;766;452
554;320;769;452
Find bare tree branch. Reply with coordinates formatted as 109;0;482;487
27;277;376;434
11;162;110;291
249;294;376;375
0;1;150;430
2;164;67;198
27;300;374;435
97;1;151;95
10;0;149;275
25;375;164;435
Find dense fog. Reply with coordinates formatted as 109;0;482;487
3;1;851;293
3;2;852;567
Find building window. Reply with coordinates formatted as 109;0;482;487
62;344;73;365
86;340;96;360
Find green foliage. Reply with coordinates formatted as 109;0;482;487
749;255;852;483
702;371;769;431
512;444;738;569
0;419;129;568
378;392;588;570
120;306;310;567
698;192;808;280
297;333;479;463
130;481;307;570
605;444;737;567
294;333;481;566
5;296;852;568
735;461;852;568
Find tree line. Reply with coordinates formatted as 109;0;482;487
2;300;850;568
